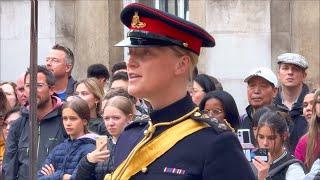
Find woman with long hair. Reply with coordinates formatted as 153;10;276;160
75;78;105;135
301;89;320;171
38;98;96;179
190;74;217;105
199;90;240;131
252;108;305;180
0;82;18;108
76;95;134;180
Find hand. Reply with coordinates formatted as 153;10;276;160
252;153;272;180
62;174;71;180
87;141;110;163
40;164;55;176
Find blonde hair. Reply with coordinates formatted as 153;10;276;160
105;96;134;116
305;89;320;170
169;46;199;82
76;78;104;115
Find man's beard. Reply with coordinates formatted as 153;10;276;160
37;96;51;108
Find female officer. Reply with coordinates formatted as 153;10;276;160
107;3;255;180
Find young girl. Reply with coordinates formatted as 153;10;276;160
38;98;96;180
253;108;305;180
76;95;134;180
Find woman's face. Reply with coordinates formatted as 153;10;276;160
3;112;21;140
204;98;225;122
257;126;284;156
103;106;131;139
126;47;179;100
1;83;17;108
62;108;86;139
303;93;315;122
191;81;206;105
316;95;320;117
75;83;98;113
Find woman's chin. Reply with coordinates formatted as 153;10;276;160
128;86;140;96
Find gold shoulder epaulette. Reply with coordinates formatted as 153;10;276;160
191;111;234;133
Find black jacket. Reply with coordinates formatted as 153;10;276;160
3;97;68;180
75;136;115;180
113;95;255;180
239;105;257;145
273;84;309;152
66;76;77;97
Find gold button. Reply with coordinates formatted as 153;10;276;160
104;173;111;180
194;112;201;117
141;167;148;173
143;130;148;135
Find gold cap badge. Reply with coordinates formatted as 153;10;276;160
131;12;146;29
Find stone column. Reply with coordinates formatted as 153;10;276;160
55;0;123;80
189;0;271;114
271;0;320;89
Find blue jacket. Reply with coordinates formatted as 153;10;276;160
37;134;96;180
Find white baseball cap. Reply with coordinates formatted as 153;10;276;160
277;53;308;69
244;67;278;87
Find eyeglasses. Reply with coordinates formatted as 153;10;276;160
24;83;49;89
202;109;223;117
189;88;204;95
45;57;64;65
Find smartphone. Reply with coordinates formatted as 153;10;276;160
96;135;108;151
251;148;268;162
237;129;251;144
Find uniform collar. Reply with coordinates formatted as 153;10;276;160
149;94;195;124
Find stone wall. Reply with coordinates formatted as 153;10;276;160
271;0;320;89
55;0;123;80
190;0;272;113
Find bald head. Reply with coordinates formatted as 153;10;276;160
16;73;27;106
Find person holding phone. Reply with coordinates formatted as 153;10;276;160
252;107;305;180
37;98;96;180
76;95;134;180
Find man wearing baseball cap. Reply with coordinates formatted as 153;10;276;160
240;67;278;144
104;3;255;180
274;52;309;151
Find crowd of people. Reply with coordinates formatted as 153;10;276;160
0;2;319;180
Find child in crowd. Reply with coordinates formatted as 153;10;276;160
252;108;305;180
76;95;134;180
38;98;96;180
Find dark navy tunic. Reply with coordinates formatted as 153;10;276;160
114;95;255;180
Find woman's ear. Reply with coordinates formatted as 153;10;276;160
127;114;134;123
83;119;88;126
174;55;190;75
282;132;289;142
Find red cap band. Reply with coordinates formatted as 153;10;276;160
130;17;203;54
